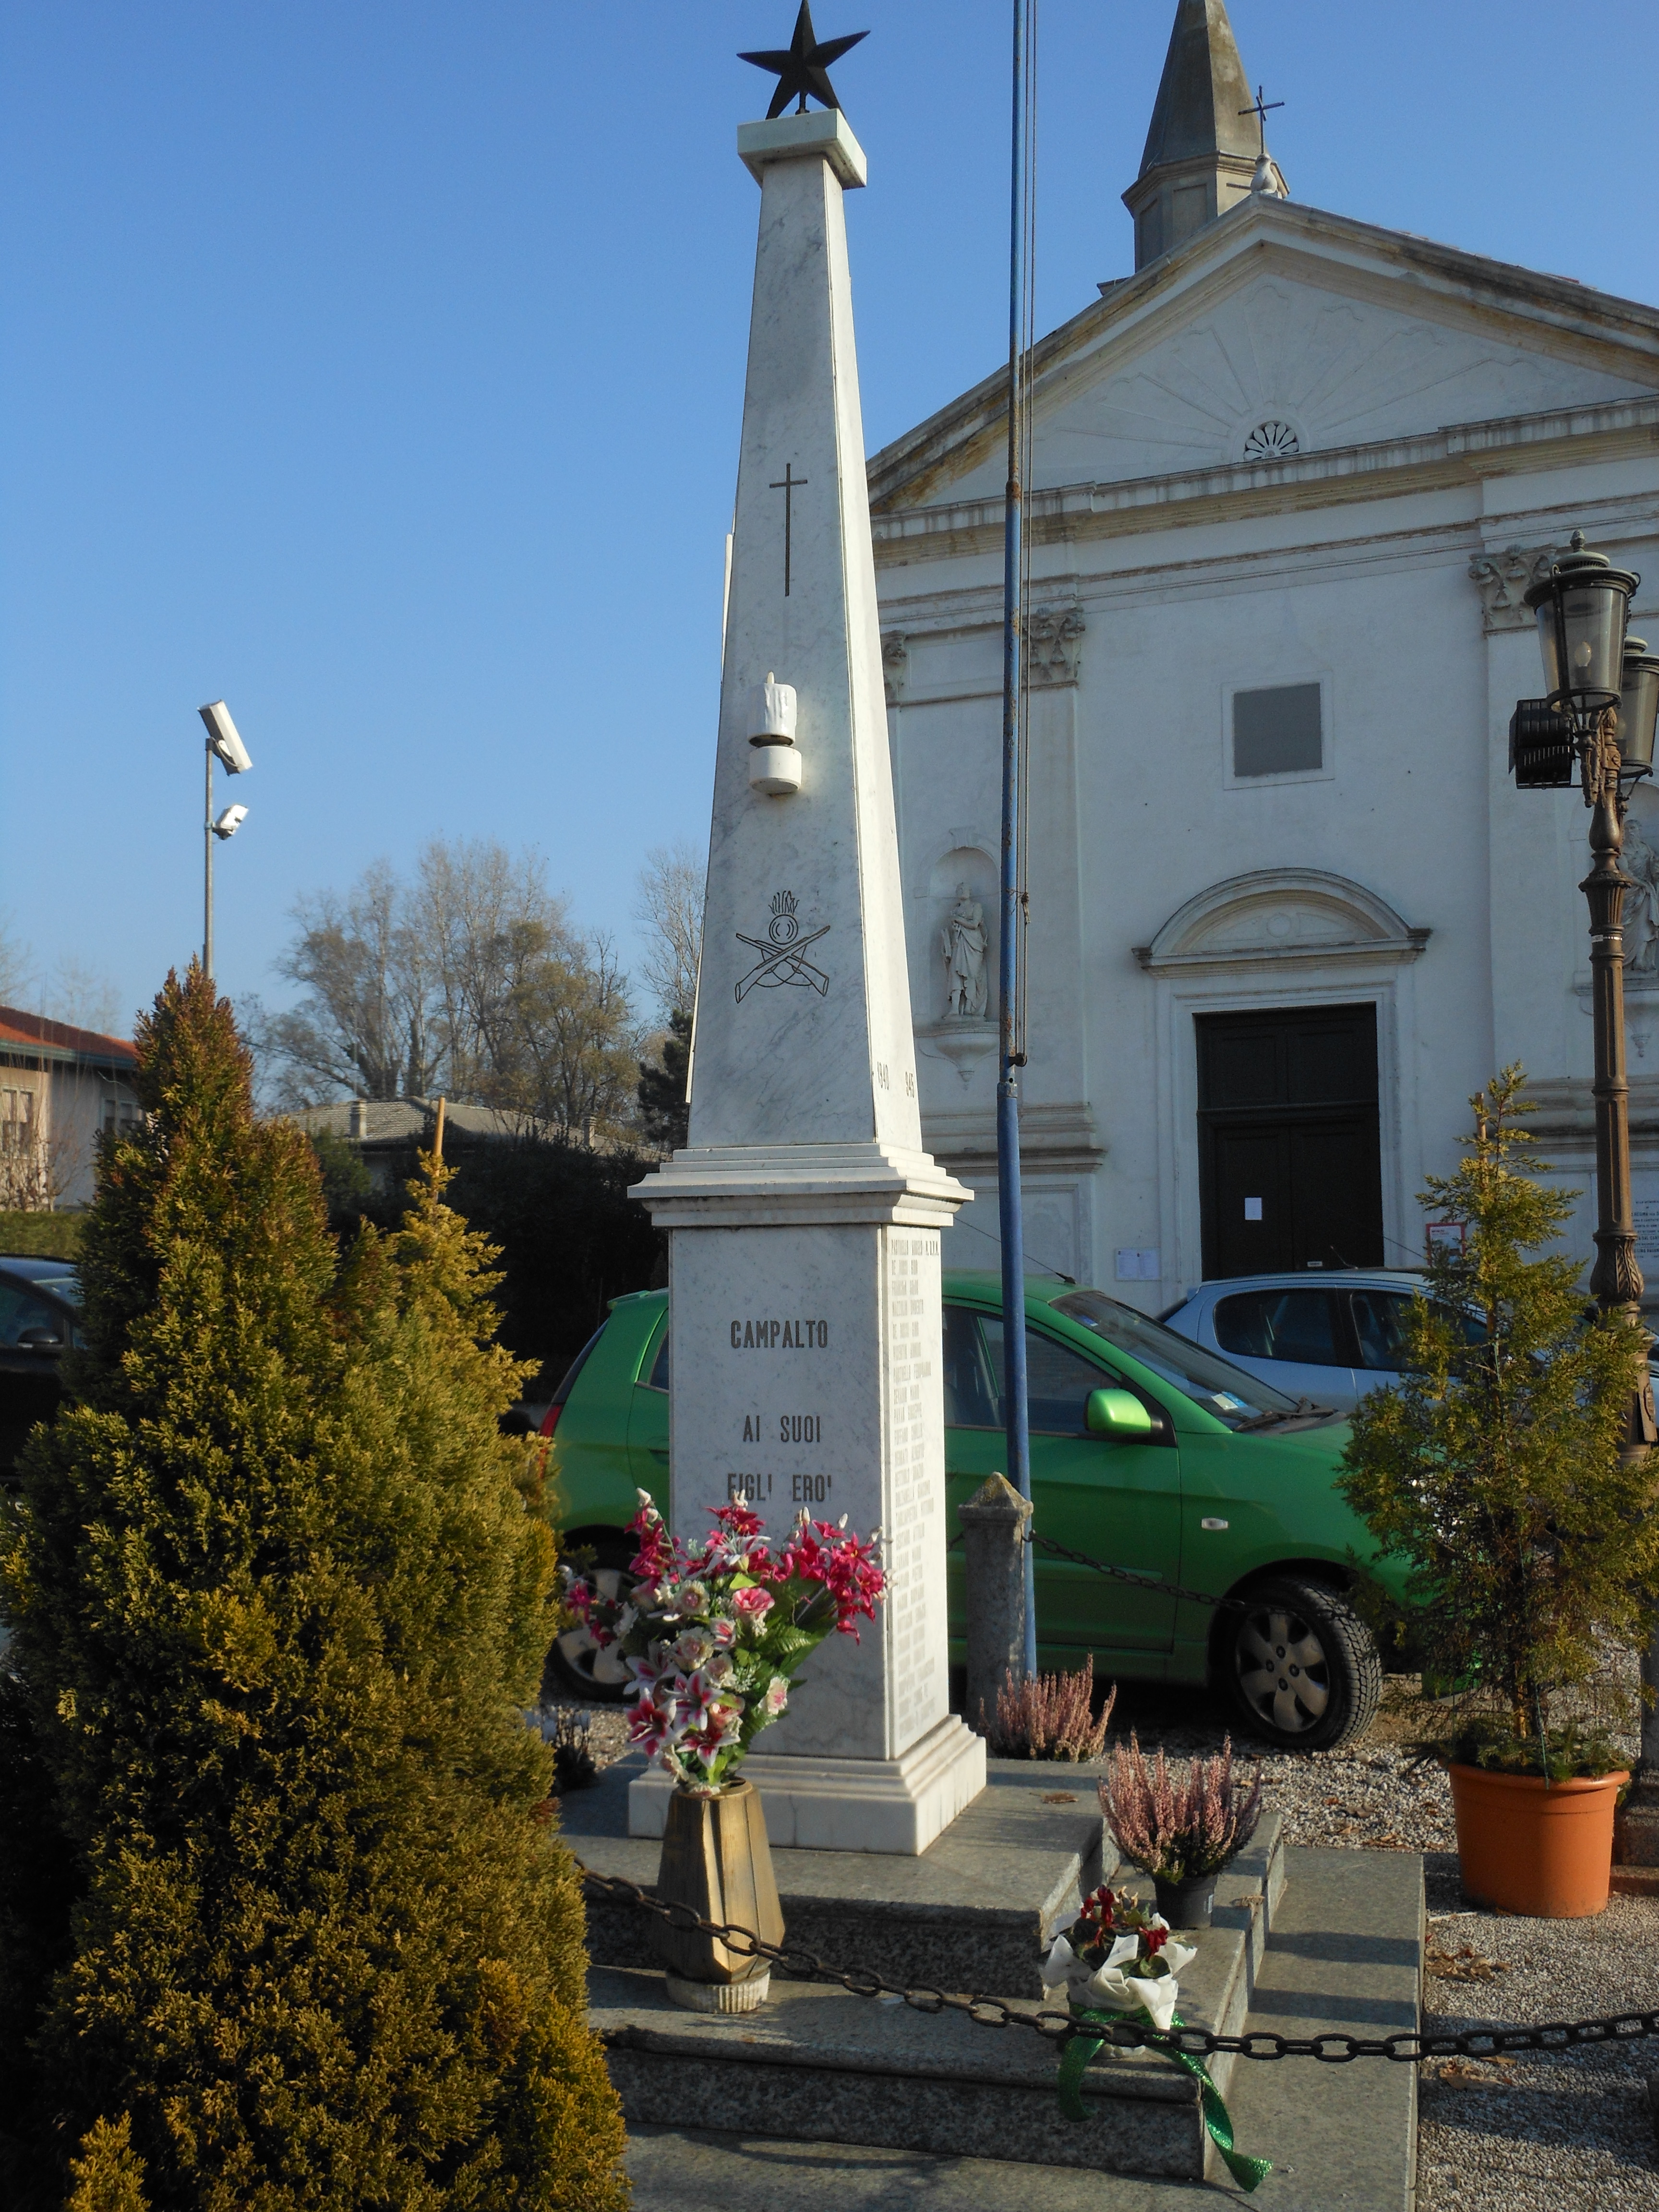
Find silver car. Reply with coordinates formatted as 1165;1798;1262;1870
1159;1270;1444;1414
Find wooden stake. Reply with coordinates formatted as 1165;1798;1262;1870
433;1095;446;1162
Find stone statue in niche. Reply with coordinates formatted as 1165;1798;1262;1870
1625;815;1659;976
941;885;989;1019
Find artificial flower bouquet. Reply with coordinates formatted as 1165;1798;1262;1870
1042;1883;1271;2190
560;1492;885;1792
1040;1885;1197;2032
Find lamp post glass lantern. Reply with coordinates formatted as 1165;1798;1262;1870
1618;639;1659;781
197;700;252;985
1515;531;1659;1780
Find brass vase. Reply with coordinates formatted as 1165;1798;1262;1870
655;1778;784;2012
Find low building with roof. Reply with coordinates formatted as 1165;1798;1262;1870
0;1006;141;1210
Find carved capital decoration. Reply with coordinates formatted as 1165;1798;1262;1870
881;631;908;704
1468;544;1563;634
1024;603;1085;687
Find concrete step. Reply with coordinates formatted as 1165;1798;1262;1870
593;1893;1255;2180
569;1749;1283;2002
615;1846;1424;2212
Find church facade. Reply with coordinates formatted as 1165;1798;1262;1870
870;0;1659;1309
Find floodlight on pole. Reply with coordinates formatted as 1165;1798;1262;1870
200;699;252;775
197;700;252;985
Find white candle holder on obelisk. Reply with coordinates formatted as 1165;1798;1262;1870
629;103;985;1855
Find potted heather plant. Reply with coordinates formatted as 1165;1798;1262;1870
1097;1733;1263;1929
1339;1070;1659;1918
561;1492;885;2010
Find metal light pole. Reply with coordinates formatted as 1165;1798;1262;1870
998;0;1036;1680
1512;533;1659;1774
198;701;252;986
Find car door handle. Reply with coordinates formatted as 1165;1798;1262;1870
648;1448;670;1462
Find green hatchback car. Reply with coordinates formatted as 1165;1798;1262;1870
542;1273;1406;1751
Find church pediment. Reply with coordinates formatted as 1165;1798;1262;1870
870;201;1659;514
1026;276;1648;493
1135;869;1430;975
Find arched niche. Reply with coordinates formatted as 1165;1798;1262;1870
926;844;998;1025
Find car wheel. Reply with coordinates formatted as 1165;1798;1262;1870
1220;1575;1381;1752
545;1541;637;1706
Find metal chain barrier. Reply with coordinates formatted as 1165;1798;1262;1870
577;1860;1659;2062
1023;1527;1253;1614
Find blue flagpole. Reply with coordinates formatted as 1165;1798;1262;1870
999;0;1036;1680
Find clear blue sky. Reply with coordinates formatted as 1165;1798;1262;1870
4;2;1657;1047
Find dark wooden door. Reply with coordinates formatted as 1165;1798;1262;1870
1196;1004;1383;1277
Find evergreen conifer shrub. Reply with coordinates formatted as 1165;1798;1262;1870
0;967;628;2210
1339;1066;1659;1772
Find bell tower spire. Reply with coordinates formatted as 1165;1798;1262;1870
1123;0;1286;269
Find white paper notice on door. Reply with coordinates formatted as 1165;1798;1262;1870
1243;1197;1264;1222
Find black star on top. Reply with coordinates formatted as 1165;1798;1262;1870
739;2;868;120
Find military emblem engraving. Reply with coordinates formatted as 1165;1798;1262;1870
735;890;831;1002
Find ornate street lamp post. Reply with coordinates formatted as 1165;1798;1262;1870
1511;531;1659;1781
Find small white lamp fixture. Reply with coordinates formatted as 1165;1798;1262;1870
211;803;248;841
747;673;802;795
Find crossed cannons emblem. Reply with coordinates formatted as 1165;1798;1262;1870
735;890;831;1002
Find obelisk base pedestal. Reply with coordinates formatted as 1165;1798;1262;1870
627;1715;987;1856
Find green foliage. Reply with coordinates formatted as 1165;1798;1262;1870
1443;1711;1628;1784
636;1010;691;1154
0;965;629;2211
445;1138;665;1384
0;1210;84;1260
65;2117;148;2212
1339;1066;1659;1774
306;1128;372;1232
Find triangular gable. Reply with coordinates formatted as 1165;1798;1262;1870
869;197;1659;513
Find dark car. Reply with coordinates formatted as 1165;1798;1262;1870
0;1260;81;1480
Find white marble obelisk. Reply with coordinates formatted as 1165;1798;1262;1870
629;108;983;1855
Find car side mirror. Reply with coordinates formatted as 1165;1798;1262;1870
1085;1387;1154;1440
17;1327;62;1350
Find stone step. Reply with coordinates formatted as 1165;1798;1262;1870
595;1903;1251;2182
616;1846;1425;2212
569;1750;1283;2003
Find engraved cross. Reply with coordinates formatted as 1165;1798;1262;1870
769;462;808;596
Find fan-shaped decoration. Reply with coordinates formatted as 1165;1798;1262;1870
1242;419;1300;460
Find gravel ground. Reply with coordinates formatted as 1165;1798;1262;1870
541;1678;1464;1851
1417;1895;1659;2210
547;1674;1659;2203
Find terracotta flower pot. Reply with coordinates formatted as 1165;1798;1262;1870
1449;1762;1628;1920
654;1778;785;2011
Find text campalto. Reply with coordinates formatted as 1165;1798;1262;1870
729;1318;829;1348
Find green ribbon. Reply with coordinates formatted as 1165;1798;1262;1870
1057;2004;1271;2194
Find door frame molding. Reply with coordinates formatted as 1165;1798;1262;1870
1137;871;1428;1297
1150;963;1422;1298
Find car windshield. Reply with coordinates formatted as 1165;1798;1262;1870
1048;1288;1302;1428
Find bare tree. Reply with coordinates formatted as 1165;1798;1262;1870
263;862;441;1107
259;840;640;1145
42;955;122;1036
0;916;32;1007
0;1087;82;1211
634;839;705;1020
0;924;122;1036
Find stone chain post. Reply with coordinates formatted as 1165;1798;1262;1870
957;1472;1034;1738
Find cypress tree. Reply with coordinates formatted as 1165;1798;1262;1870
0;967;628;2211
